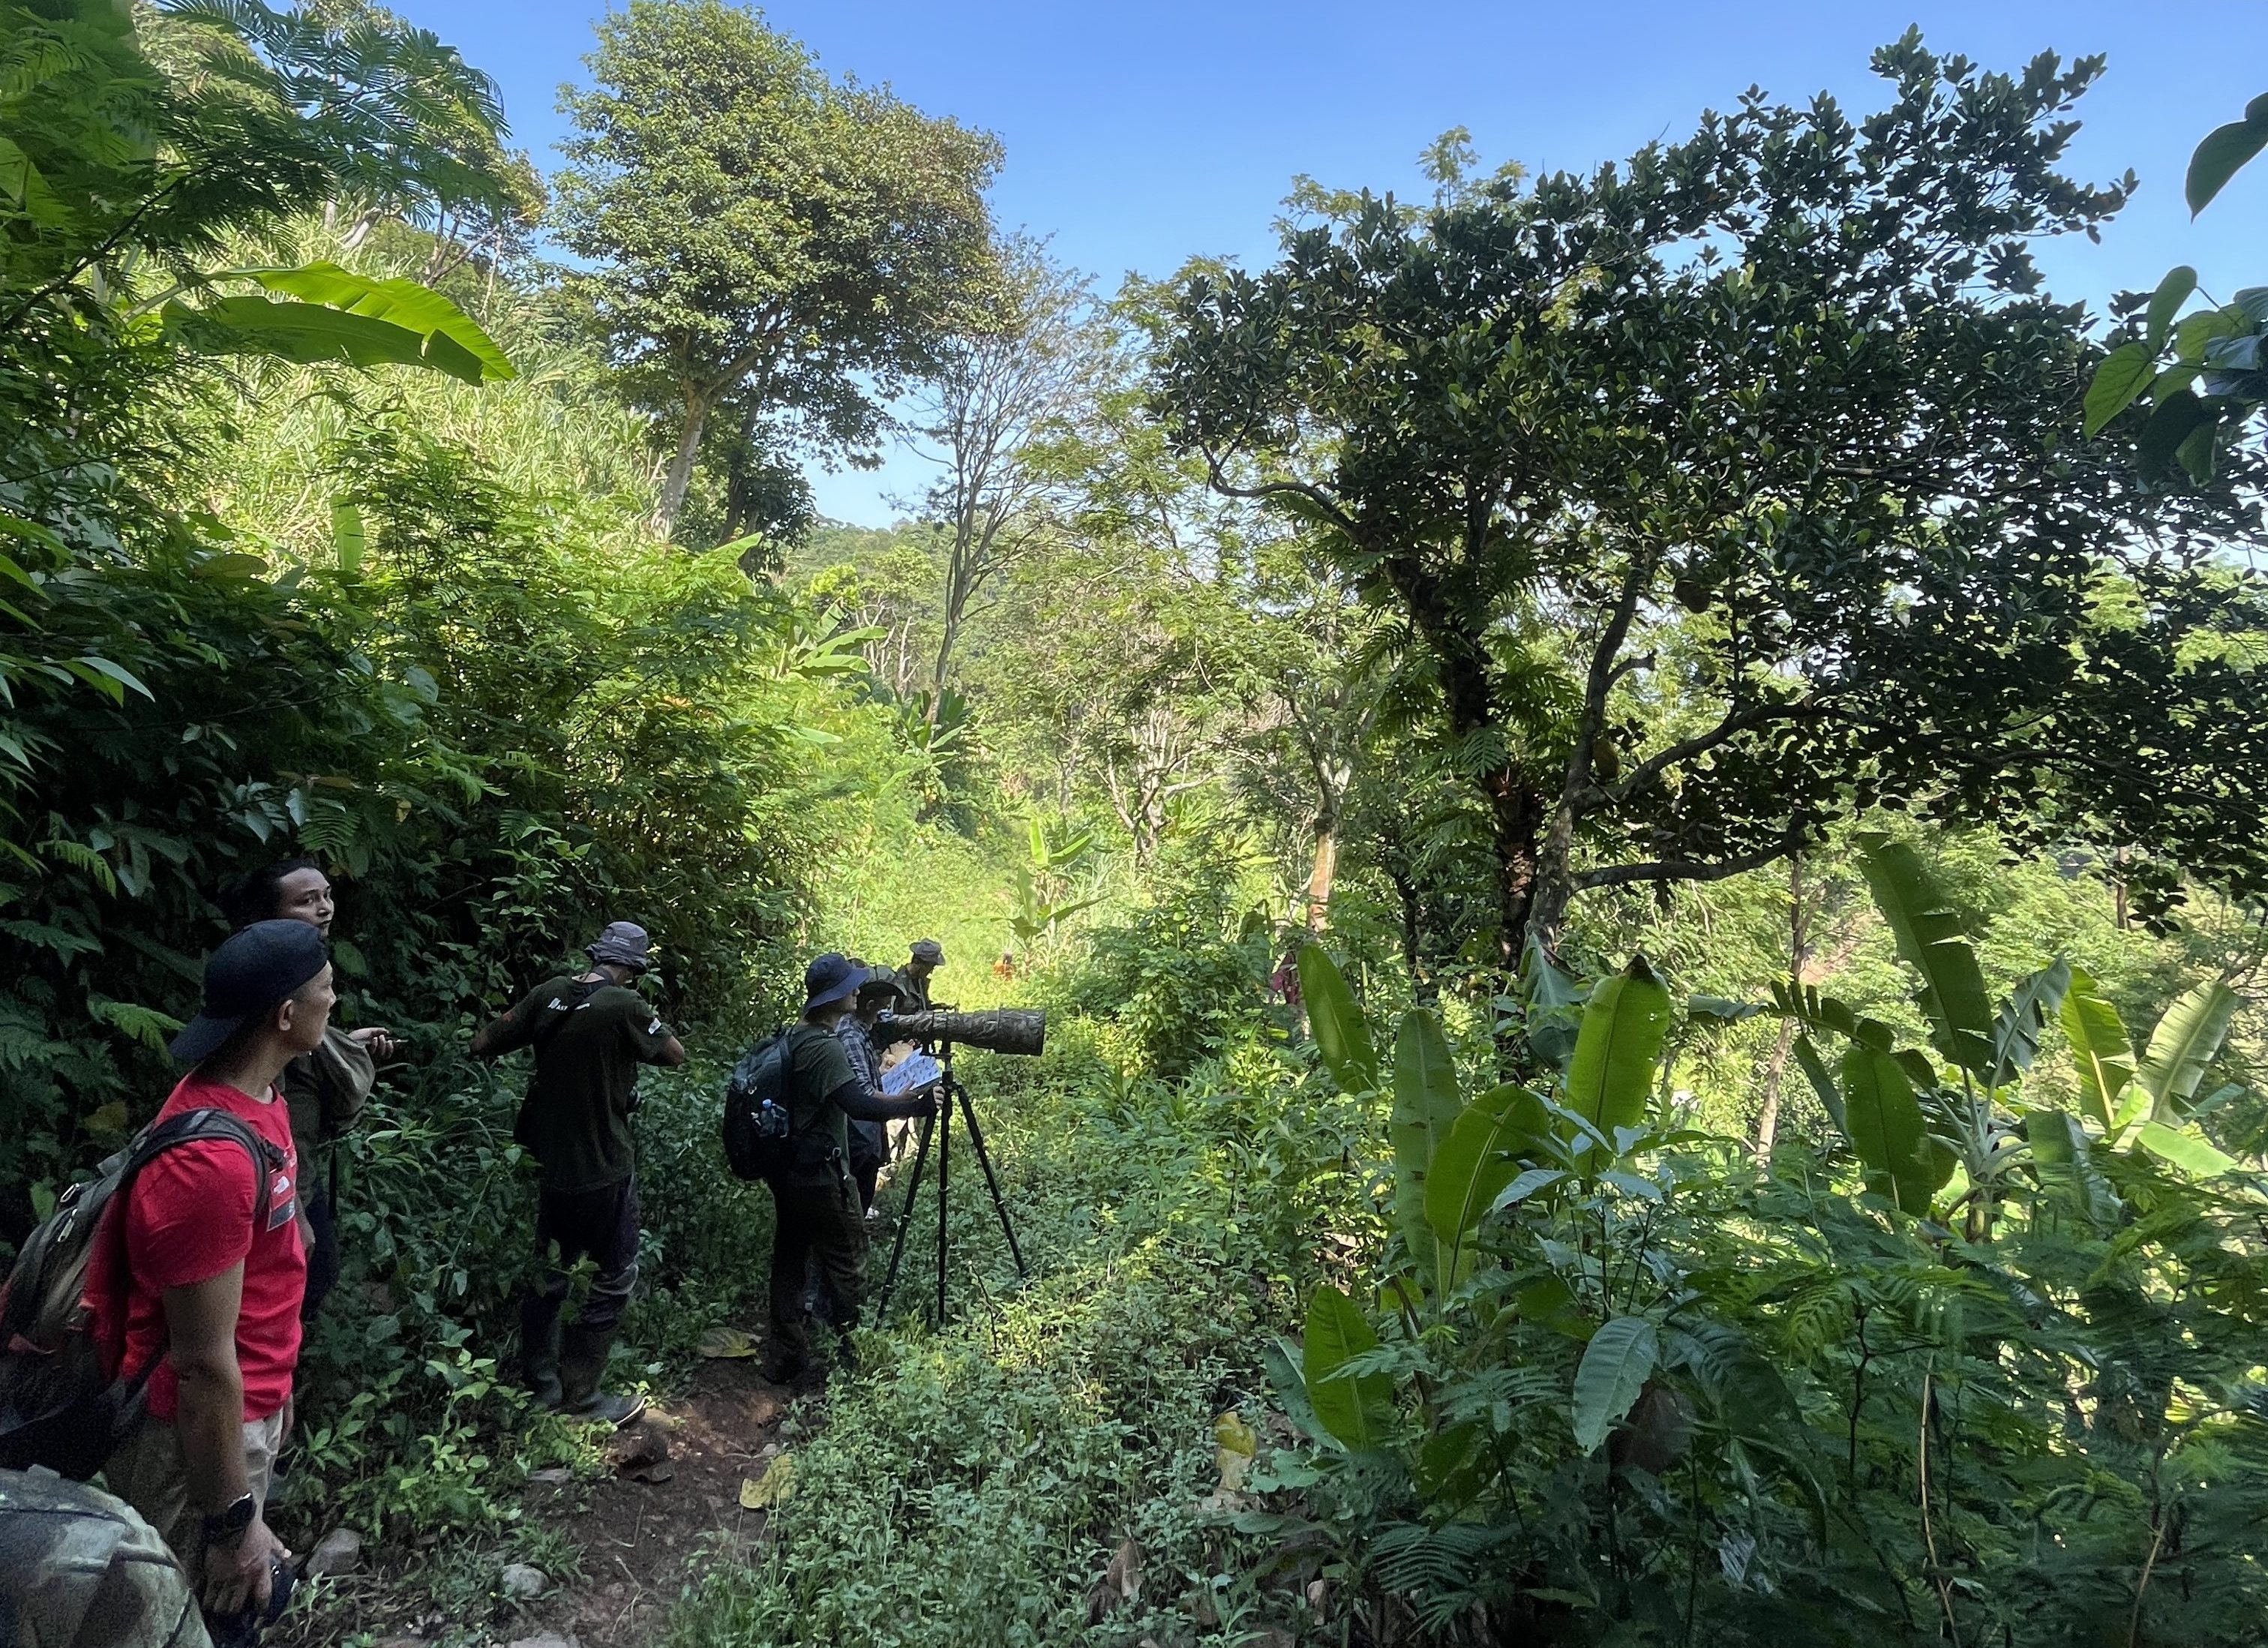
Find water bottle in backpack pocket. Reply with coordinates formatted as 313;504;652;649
721;1025;814;1181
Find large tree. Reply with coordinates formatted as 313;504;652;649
1155;35;2268;966
554;0;1002;531
911;240;1094;717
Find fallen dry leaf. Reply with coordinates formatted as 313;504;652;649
1214;1410;1258;1491
699;1325;761;1359
739;1452;796;1508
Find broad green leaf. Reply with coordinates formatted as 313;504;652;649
2084;341;2156;434
1570;1316;1658;1454
329;499;367;577
1490;1166;1567;1211
2133;1121;2237;1178
1856;836;1994;1076
1564;955;1671;1169
1520;935;1585;1070
2188;116;2268;215
1986;959;2070;1090
1839;1044;1942;1215
1302;1285;1390;1450
167;296;488;383
246;263;515;382
2146;266;2199;351
2024;1109;2121;1229
70;656;151;701
1298;944;1377;1092
1791;1034;1846;1131
2137;979;2242;1121
1392;1009;1462;1283
1425;1082;1547;1259
2059;968;2133;1129
2137;392;2216;479
2176;416;2219;485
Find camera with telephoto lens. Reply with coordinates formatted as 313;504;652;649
874;1006;1046;1056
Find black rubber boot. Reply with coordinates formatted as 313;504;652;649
520;1294;564;1409
560;1320;646;1428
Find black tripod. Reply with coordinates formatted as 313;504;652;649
875;1040;1028;1326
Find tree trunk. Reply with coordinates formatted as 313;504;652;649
1754;851;1812;1160
1487;768;1545;968
655;386;713;533
1301;818;1339;933
928;608;962;727
1753;1020;1797;1161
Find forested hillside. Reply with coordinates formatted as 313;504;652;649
7;2;2268;1645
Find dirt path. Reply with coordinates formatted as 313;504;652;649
521;1357;794;1648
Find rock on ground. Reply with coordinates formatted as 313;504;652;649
304;1526;363;1577
499;1561;550;1599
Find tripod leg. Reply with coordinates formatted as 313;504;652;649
936;1080;950;1328
954;1079;1028;1278
875;1108;934;1321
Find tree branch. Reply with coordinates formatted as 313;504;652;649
1576;840;1796;892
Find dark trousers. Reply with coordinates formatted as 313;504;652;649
520;1176;641;1366
300;1184;340;1324
768;1172;866;1370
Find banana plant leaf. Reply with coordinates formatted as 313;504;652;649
1563;956;1670;1170
1857;835;1995;1077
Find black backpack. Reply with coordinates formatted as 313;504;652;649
0;1109;279;1478
722;1024;826;1181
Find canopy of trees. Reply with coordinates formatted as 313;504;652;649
7;5;2268;1646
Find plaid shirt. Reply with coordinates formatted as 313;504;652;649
836;1019;887;1163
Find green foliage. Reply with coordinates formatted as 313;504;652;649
1298;942;1377;1093
1259;919;2268;1646
1067;844;1273;1083
1856;835;1997;1078
1156;35;2268;966
1388;1007;1458;1279
1302;1284;1389;1451
1562;956;1671;1169
553;0;1003;526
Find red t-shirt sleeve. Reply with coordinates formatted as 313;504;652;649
124;1139;260;1291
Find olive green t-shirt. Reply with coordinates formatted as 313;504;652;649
491;974;677;1191
783;1024;860;1182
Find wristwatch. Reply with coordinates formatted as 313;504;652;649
202;1492;256;1546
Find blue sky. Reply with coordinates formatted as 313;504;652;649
407;1;2268;527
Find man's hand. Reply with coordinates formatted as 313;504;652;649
201;1511;289;1618
349;1025;398;1061
281;1390;295;1445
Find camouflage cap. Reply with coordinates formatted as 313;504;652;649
0;1469;210;1646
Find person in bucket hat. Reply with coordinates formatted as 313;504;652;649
100;920;334;1625
758;953;936;1384
471;921;684;1427
895;939;944;1013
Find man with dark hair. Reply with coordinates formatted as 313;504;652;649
471;922;686;1427
97;920;332;1626
765;953;936;1384
896;938;944;1014
220;857;394;1324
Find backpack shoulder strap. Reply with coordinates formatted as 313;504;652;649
530;977;607;1052
776;1023;835;1130
134;1109;282;1229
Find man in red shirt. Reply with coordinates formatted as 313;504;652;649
101;919;334;1624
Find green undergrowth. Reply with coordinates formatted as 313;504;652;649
663;999;1369;1646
